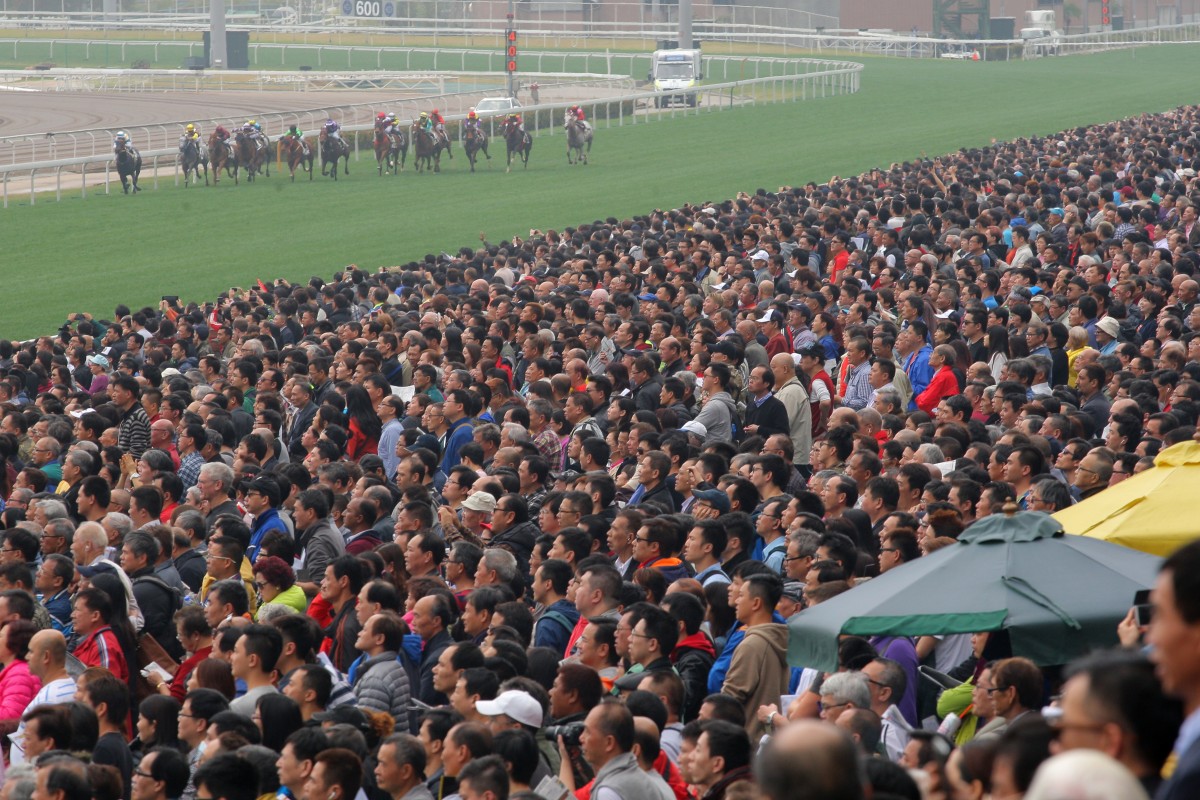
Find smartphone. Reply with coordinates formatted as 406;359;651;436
162;295;178;303
1134;589;1153;627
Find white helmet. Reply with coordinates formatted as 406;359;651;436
116;131;127;139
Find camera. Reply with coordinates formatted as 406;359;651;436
543;722;585;746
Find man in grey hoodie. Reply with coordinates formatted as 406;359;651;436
692;363;738;445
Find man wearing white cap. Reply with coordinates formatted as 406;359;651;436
476;689;544;736
1095;317;1121;356
757;309;789;361
459;492;495;540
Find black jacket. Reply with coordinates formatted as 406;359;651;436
743;394;791;441
131;568;184;661
674;642;716;722
173;549;206;594
491;519;538;578
631;375;663;412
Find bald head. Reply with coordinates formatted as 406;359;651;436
632;716;661;770
28;629;67;679
758;721;864;800
770;353;798;384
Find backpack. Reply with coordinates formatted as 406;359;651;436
133;575;183;615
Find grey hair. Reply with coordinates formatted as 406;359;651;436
39;499;69;522
199;461;234;493
481;548;519;585
102;513;134;540
875;388;903;410
528;398;554;421
501;423;530;444
256;603;299;622
175;510;206;540
64;450;95;472
915;444;945;464
139;449;175;473
820;671;871;710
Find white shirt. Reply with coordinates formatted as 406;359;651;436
11;676;77;764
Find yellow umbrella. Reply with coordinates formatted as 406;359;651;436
1054;440;1200;557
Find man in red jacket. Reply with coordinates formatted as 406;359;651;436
71;586;129;682
915;344;959;415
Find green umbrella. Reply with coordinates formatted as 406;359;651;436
788;510;1162;672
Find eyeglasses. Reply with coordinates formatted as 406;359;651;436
879;547;899;554
204;554;232;563
133;770;154;779
985;686;1010;695
819;700;852;713
628;630;652;639
634;536;651;543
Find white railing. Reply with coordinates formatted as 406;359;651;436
0;59;862;207
0;52;826;163
4;20;1200;70
0;69;633;163
0;3;844;32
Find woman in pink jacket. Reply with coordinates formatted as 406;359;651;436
0;620;43;726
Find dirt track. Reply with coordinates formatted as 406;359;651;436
0;88;424;138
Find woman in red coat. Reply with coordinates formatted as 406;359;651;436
916;344;960;415
343;385;382;460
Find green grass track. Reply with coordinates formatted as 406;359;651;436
3;45;1200;338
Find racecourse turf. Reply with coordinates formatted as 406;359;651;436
4;44;1200;339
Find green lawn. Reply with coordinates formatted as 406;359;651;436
5;45;1200;338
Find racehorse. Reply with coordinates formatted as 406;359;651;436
180;137;208;187
232;129;266;184
374;121;408;175
114;141;141;194
207;128;233;184
565;113;593;165
462;123;490;172
278;133;313;182
502;117;532;173
410;123;441;174
319;129;351;180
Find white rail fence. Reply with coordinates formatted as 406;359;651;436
0;53;830;163
0;60;862;207
2;20;1198;74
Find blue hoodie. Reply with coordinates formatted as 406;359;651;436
708;610;788;694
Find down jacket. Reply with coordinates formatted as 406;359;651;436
0;659;41;721
353;650;411;732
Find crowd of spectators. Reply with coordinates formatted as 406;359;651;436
4;105;1200;800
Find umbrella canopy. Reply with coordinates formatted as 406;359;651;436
788;510;1161;672
1053;441;1200;557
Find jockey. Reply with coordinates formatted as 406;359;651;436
569;104;586;122
178;123;200;151
464;108;482;133
242;120;266;152
324;118;342;145
418;111;433;136
430;108;449;147
376;111;388;126
285;123;309;154
383;113;402;138
507;113;525;135
112;130;135;155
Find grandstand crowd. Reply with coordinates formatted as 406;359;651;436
4;104;1200;800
